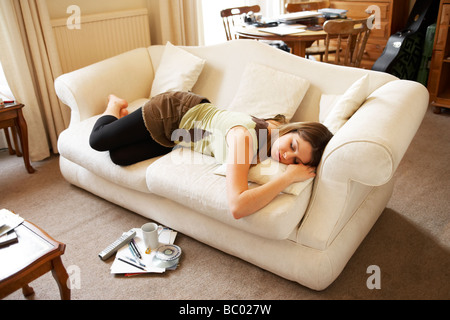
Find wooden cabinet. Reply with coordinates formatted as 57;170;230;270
428;0;450;113
329;0;409;69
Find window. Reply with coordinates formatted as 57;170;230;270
0;61;15;150
199;0;284;45
0;62;14;102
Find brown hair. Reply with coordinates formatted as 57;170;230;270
271;121;333;167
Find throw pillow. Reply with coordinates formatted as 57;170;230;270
213;159;314;196
150;42;206;98
228;62;310;121
322;74;369;134
319;94;341;123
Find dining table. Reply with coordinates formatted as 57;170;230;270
236;24;328;58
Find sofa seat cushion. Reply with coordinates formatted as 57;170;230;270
146;148;313;240
58;99;158;194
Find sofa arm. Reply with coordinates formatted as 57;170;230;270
298;79;429;250
54;48;154;125
326;80;428;185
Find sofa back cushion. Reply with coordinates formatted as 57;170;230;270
148;40;396;123
150;42;206;98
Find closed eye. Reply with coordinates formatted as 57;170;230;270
291;142;301;164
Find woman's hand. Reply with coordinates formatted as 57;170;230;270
225;127;318;219
226;126;296;219
284;163;316;184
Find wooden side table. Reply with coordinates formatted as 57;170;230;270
0;103;35;173
0;220;70;300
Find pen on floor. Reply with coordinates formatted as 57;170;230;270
130;238;142;259
128;244;145;267
118;257;146;271
127;254;146;268
128;244;138;259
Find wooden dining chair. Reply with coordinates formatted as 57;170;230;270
323;15;374;67
220;5;290;52
285;0;335;61
220;5;261;41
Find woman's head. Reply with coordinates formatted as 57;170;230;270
270;122;333;167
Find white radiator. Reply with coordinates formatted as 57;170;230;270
52;9;151;73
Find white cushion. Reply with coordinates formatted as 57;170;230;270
150;42;206;98
213;159;313;196
146;148;313;240
228;62;310;121
322;74;369;134
319;94;341;123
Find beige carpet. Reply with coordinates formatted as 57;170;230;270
1;106;449;300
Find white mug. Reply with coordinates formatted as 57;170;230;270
141;222;159;250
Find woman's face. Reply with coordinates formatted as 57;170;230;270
271;132;313;166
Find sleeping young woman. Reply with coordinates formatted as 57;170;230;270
89;91;333;219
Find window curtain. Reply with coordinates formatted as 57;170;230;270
148;0;201;46
0;0;69;162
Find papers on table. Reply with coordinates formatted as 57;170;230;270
253;11;322;36
277;11;322;22
259;26;306;36
110;226;178;275
0;209;24;237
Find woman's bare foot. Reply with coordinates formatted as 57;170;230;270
102;95;129;118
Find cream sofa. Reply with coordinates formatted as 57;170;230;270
55;40;428;290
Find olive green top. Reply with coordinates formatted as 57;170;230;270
175;103;264;164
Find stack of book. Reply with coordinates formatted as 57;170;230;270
0;209;23;248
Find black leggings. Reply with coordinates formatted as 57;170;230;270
89;108;172;166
